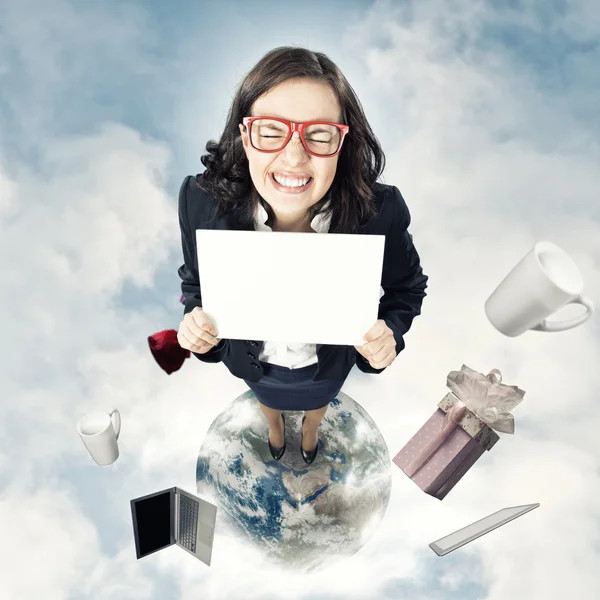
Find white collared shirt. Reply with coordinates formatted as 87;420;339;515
253;199;332;369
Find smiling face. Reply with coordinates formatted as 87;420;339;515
239;77;342;231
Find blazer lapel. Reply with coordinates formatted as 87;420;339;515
211;207;256;232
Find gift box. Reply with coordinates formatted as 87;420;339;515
393;365;525;500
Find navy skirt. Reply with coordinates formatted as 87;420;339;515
244;361;346;411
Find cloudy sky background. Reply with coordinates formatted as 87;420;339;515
1;0;599;598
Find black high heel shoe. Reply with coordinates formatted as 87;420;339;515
268;412;286;461
301;416;319;465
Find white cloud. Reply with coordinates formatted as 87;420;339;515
0;481;154;599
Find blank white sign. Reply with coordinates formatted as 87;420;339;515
429;503;540;556
196;229;386;347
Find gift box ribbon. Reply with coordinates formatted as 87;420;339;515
446;365;525;435
404;399;468;478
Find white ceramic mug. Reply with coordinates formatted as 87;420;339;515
77;408;121;466
484;241;594;337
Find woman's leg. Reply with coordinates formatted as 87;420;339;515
302;404;328;452
257;401;285;448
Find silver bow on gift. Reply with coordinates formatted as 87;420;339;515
446;364;526;434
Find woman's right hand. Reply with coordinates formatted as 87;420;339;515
177;307;221;354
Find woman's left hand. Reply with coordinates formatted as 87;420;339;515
354;319;397;370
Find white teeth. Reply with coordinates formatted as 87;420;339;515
273;174;310;187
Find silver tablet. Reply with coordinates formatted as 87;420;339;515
429;503;540;556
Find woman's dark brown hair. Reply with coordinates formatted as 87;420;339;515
198;46;385;234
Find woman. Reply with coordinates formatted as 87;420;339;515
177;46;428;465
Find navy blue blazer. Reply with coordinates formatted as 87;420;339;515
177;174;428;383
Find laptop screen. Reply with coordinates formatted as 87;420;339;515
132;491;173;558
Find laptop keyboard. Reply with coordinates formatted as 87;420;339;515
179;494;199;552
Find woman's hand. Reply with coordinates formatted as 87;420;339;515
354;319;397;369
177;307;221;354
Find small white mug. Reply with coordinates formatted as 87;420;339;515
484;241;594;337
77;408;121;466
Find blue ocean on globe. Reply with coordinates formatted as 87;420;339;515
196;389;392;572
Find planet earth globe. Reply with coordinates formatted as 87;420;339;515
196;389;392;572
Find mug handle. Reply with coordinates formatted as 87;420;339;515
109;408;121;439
531;295;595;332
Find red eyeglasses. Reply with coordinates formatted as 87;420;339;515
242;116;349;158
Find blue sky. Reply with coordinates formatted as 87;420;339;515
1;0;599;598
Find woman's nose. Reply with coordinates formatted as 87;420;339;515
282;131;308;163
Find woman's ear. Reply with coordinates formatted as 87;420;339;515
239;123;249;157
